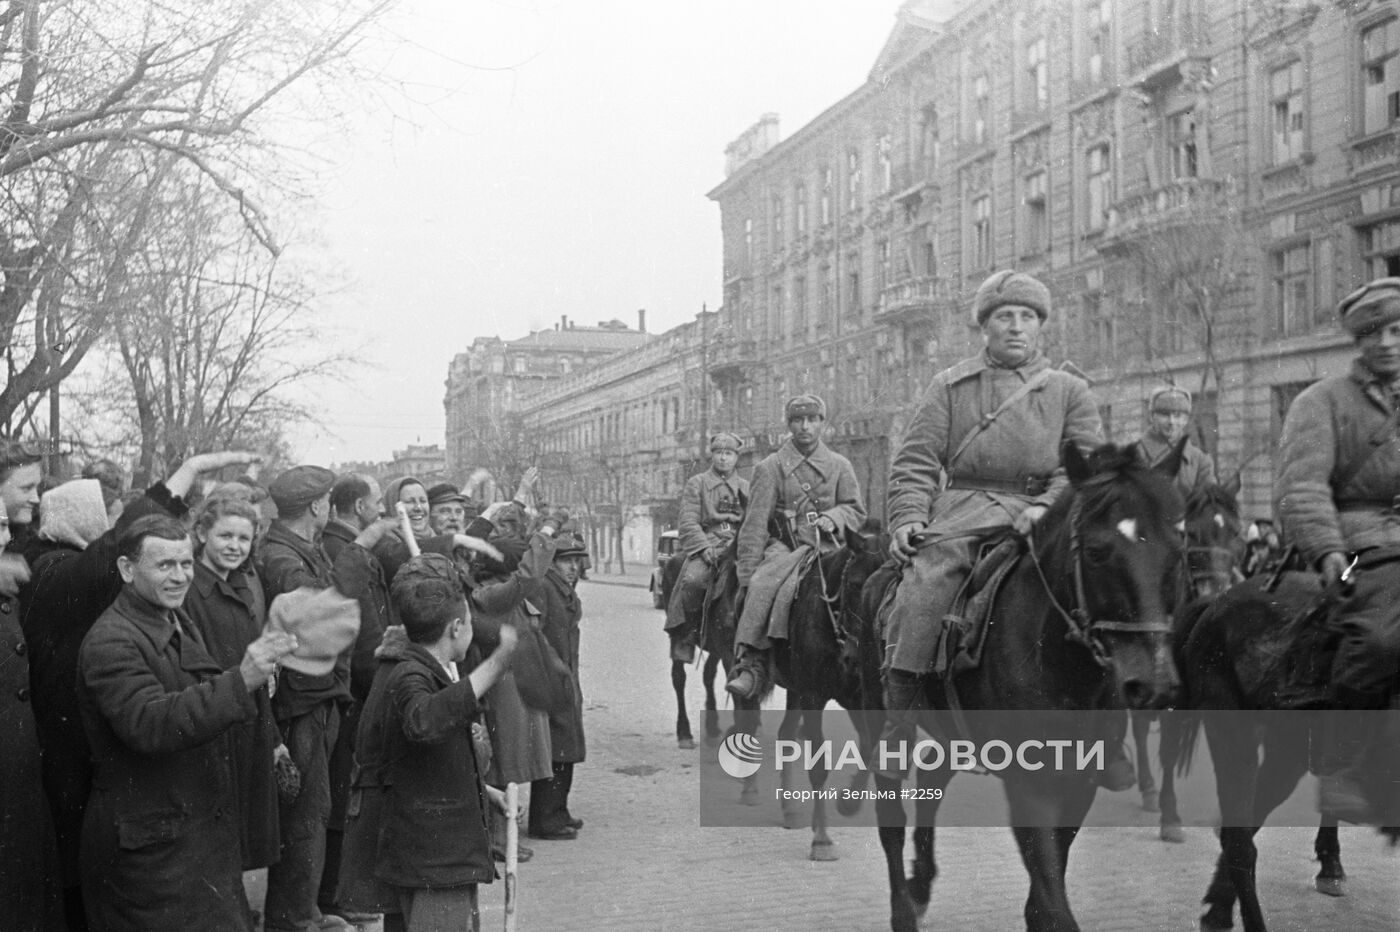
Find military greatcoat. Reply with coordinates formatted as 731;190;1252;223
884;351;1101;675
1135;433;1216;500
665;467;748;634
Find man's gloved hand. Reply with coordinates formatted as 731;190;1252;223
813;514;837;535
1014;505;1048;536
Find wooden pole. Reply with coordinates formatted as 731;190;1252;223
504;782;519;931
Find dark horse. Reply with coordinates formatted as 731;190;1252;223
707;524;888;860
663;551;729;749
853;442;1185;932
1162;558;1398;932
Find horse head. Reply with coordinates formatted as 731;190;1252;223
1182;472;1243;599
1039;440;1185;711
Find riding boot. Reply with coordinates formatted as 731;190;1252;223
725;646;768;700
1318;693;1386;824
875;669;925;781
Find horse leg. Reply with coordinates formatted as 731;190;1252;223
1132;710;1158;811
702;651;722;743
777;704;806;830
672;660;694;749
1007;778;1093;932
875;772;919;932
907;767;952;916
732;696;762;805
1158;711;1185;843
799;705;838;861
1200;717;1264;932
1314;819;1345;897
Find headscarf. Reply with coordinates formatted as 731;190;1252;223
37;479;108;550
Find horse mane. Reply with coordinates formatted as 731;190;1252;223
1185;482;1240;519
1042;442;1180;531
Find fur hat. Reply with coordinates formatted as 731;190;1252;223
784;394;827;421
1148;385;1192;414
972;270;1052;327
1339;277;1400;337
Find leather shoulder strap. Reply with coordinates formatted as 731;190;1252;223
947;369;1052;472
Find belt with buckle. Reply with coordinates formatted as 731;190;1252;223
949;476;1048;496
1336;496;1400;514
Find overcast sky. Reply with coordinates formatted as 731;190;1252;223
295;0;901;467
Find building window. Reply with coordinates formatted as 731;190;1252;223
771;283;785;336
744;217;753;265
973;193;992;269
1086;144;1111;232
795;182;807;235
919;104;940;170
1270;60;1306;164
793;273;808;334
1271;243;1312;336
921;222;937;277
1363;218;1400;278
846;149;862;212
878;133;892;193
848;255;861;316
1027;37;1048;111
1362;18;1400;135
973;73;990;145
1167;109;1199;179
1023;171;1048;256
771;194;784;248
1087;0;1111;83
820;166;833;225
877;239;891;294
820;264;833;329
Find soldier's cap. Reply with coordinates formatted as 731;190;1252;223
1149;385;1192;414
785;394;827;421
553;533;590;564
972;270;1051;327
267;465;335;513
710;431;743;453
426;482;469;508
264;586;361;677
0;440;42;472
1339;277;1400;337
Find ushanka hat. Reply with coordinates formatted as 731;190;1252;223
1339;277;1400;337
1148;385;1192;414
784;394;827;421
972;270;1052;327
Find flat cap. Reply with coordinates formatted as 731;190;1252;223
427;482;469;507
784;394;827;421
553;533;589;560
268;465;335;513
1339;277;1400;337
709;431;743;453
972;270;1052;327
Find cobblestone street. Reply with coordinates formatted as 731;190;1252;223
464;577;1400;932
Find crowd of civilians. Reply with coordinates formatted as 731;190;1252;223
0;445;588;932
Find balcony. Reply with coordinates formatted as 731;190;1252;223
890;161;938;205
1098;177;1234;252
707;338;761;383
1348;127;1400;177
875;276;959;329
1126;12;1208;90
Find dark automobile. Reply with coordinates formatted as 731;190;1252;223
649;530;681;609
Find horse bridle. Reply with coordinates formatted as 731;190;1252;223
1028;496;1175;668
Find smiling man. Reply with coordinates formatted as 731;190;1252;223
1277;276;1400;821
77;514;296;930
1134;385;1216;498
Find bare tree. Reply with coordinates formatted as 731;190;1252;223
0;0;393;430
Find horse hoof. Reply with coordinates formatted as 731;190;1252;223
809;840;838;862
1315;874;1346;897
782;809;805;830
740;786;759;806
1199;920;1232;932
1159;823;1185;844
1141;790;1159;813
677;736;695;750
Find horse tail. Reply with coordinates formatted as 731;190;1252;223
1166;711;1202;778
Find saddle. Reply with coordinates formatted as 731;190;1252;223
932;531;1025;681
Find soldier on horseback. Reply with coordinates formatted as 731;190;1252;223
725;394;867;700
665;431;748;663
1134;385;1216;499
1276;276;1400;822
881;270;1133;787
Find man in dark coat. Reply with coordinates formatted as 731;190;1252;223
664;432;748;662
1277;277;1400;821
78;514;295;931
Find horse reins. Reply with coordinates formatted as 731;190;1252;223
1027;497;1174;668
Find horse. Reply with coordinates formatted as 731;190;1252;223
1161;558;1399;932
707;523;888;860
1137;477;1243;819
662;550;729;749
853;442;1186;932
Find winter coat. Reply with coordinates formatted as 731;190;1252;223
0;590;66;930
322;520;392;703
1135;433;1217;499
78;588;256;932
678;468;749;557
887;351;1102;532
183;561;280;870
1277;359;1400;566
735;439;866;587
